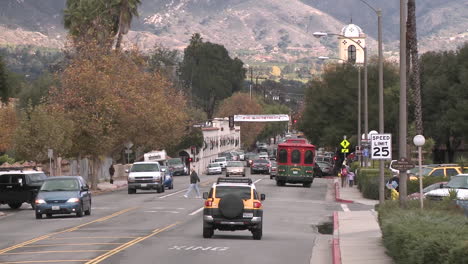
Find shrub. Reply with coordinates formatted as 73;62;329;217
378;201;468;264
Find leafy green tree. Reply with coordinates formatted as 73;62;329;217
180;33;246;119
14;105;74;162
300;61;400;148
420;43;468;162
17;73;58;109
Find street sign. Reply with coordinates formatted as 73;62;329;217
341;148;349;153
340;139;350;149
124;149;133;154
371;133;392;160
392;157;415;170
361;139;370;147
47;149;53;159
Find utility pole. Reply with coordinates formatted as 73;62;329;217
250;67;254;100
399;0;408;206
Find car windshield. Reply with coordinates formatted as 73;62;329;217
28;173;47;182
409;167;433;176
167;159;182;165
209;163;220;168
215;158;225;162
446;176;468;189
131;164;160;172
215;186;251;199
270;161;277;166
254;159;269;164
227;161;243;167
41;179;79;191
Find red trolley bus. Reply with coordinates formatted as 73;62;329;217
276;141;316;187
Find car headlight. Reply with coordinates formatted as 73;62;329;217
153;176;161;182
35;199;46;204
128;177;135;183
67;198;80;203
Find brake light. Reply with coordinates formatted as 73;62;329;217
278;169;286;172
205;199;213;207
267;164;271;167
306;170;313;173
253;201;262;208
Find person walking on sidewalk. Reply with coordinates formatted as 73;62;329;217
109;163;115;184
184;167;201;198
340;165;349;188
347;170;355;187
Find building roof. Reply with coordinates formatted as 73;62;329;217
341;23;364;38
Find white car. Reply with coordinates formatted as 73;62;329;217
207;163;222;175
425;174;468;200
126;162;164;194
258;152;269;159
214;157;227;170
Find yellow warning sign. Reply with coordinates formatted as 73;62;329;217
340;139;350;149
341;148;349;153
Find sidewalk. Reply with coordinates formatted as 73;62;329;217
95;178;128;193
336;183;393;264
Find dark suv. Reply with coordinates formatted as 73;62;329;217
202;178;265;240
0;168;47;209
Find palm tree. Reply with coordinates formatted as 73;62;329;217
114;0;141;50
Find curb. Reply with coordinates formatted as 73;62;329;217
334;182;354;203
332;211;341;264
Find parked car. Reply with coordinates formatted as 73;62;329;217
316;161;333;176
408;181;447;200
127;162;165;194
218;152;234;161
425;174;468;200
226;161;246;177
408;164;462;180
215;157;228;170
35;176;91;219
207;163;222;175
270;161;277;179
0;168;47;209
250;159;271;174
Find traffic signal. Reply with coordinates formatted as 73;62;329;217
188;157;193;162
333;156;338;161
293;119;297;124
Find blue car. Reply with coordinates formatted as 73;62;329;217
35;176;91;219
161;166;174;190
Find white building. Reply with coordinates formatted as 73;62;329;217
185;118;241;174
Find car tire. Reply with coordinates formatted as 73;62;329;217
76;203;84;217
270;175;273;179
170;183;174;190
252;224;262;240
303;182;311;188
250;170;254;175
128;188;136;194
203;227;214;238
161;185;165;193
219;194;244;219
35;213;42;219
46;213;52;218
8;202;22;209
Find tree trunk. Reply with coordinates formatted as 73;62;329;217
115;32;123;50
90;157;99;190
407;0;423;135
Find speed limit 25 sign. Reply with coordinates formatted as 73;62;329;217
371;134;392;160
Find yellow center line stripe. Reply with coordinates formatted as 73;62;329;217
86;223;179;264
0;260;90;264
22;243;123;248
0;207;138;255
48;236;138;240
3;250;108;255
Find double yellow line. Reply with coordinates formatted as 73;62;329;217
85;223;179;264
0;207;137;255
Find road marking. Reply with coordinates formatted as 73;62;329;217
0;260;90;263
2;250;108;255
159;189;186;198
254;179;262;184
169;245;229;251
188;207;204;216
49;236;138;240
85;223;178;264
22;243;123;248
341;204;350;212
0;207;137;255
144;211;180;214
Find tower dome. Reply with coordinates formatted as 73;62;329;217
341;24;364;38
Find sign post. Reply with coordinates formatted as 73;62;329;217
48;149;53;176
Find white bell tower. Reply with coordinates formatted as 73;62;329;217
338;23;366;64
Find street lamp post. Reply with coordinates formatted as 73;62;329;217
399;0;408;205
413;135;425;209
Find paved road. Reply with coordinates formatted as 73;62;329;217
0;171;341;264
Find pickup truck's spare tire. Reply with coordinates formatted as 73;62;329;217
219;194;244;219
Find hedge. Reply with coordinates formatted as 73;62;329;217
356;164;447;200
378;201;468;264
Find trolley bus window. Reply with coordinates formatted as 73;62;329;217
304;150;314;164
291;150;301;164
279;149;288;163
